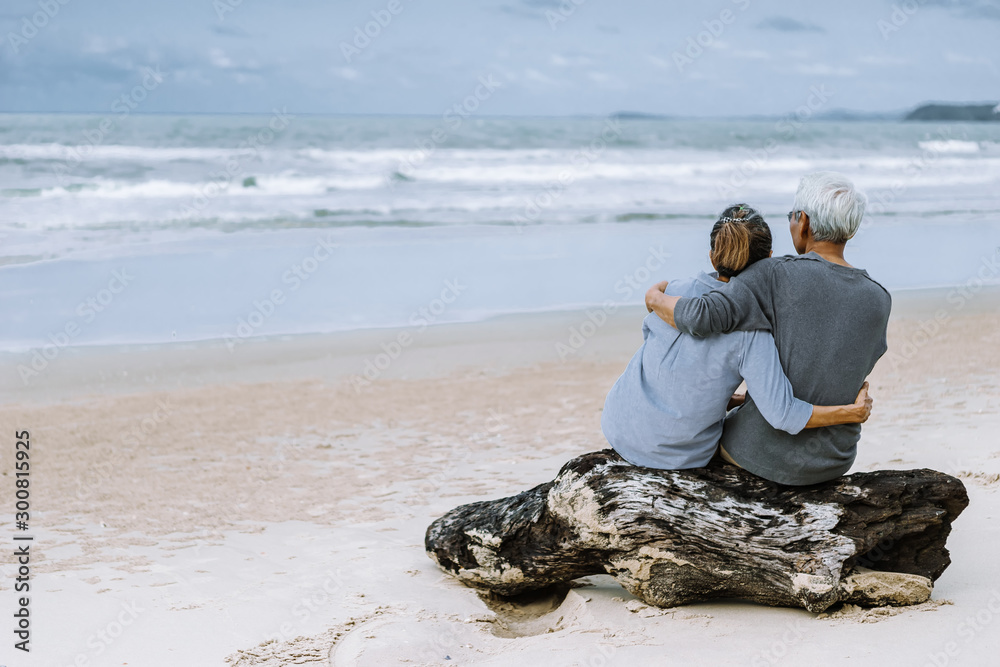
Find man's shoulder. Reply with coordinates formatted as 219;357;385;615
858;272;892;302
768;253;817;269
770;255;890;291
770;253;892;314
735;257;781;277
726;257;778;291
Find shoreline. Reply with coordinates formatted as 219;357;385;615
5;283;1000;405
4;222;998;358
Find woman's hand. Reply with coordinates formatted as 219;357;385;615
804;382;874;429
853;382;873;423
645;281;682;328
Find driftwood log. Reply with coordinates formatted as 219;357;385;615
425;450;968;613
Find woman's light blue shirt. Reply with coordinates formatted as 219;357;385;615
602;271;812;470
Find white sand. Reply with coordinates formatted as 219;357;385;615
1;288;999;666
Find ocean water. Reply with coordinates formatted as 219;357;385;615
1;114;999;351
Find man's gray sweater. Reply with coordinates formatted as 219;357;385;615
673;251;891;485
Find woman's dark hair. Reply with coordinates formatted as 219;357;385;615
709;204;772;278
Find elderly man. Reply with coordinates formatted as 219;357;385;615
645;172;890;485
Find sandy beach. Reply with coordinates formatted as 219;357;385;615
1;285;998;666
4;2;1000;664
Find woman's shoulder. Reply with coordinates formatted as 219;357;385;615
665;271;722;298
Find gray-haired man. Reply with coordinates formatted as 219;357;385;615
645;172;891;485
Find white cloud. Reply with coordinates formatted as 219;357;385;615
858;55;909;66
550;54;592;67
82;35;128;55
944;51;993;66
794;63;857;77
733;50;770;60
233;72;263;85
647;55;671;69
524;68;555;84
209;48;234;69
173;68;212;86
332;66;360;81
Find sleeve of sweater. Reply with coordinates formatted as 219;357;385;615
673;260;775;336
739;330;813;435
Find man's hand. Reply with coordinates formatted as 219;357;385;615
727;392;746;411
853;382;873;423
645;281;668;312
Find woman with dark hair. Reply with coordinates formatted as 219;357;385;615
601;204;871;471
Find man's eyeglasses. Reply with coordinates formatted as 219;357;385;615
787;210;798;223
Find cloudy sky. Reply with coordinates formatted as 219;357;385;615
1;0;998;116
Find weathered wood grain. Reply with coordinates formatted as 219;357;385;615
425;450;968;612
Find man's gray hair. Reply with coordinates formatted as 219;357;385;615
792;172;867;244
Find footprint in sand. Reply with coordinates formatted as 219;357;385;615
329;586;592;666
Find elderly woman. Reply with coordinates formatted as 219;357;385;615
646;172;891;486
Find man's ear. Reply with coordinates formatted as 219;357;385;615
799;213;812;238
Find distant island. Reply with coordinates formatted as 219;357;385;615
607;103;1000;123
905;103;1000;122
610;111;672;120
